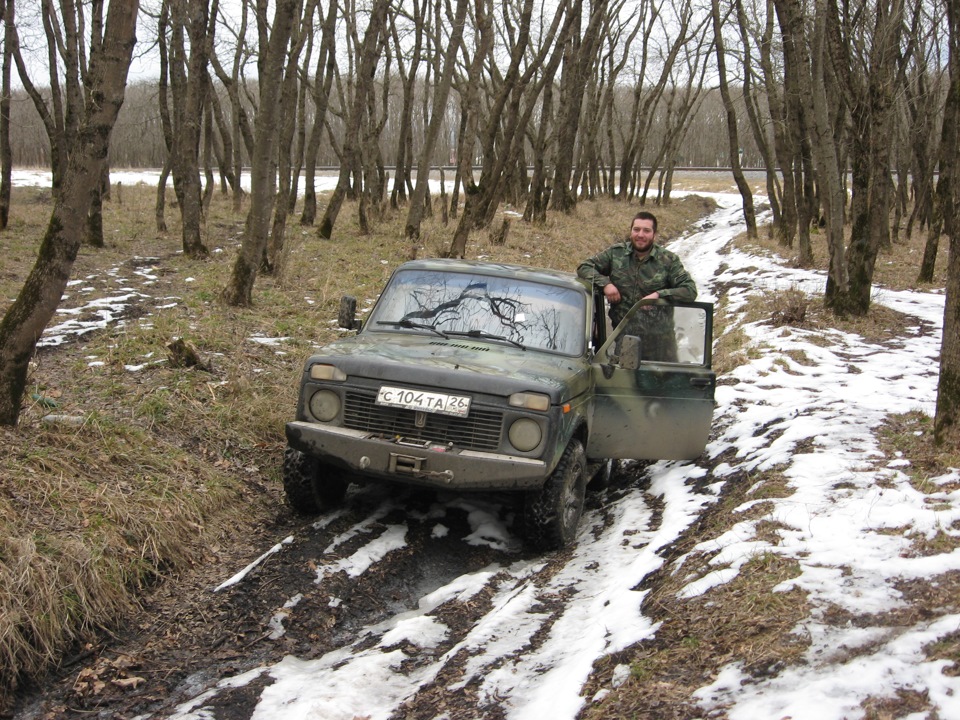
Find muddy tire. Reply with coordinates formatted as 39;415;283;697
523;439;587;551
282;447;348;514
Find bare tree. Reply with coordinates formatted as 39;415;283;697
522;69;556;224
0;0;13;231
616;0;704;200
935;0;960;446
404;0;469;243
759;0;800;248
267;0;318;274
733;0;780;233
222;0;300;306
912;19;948;282
317;0;391;240
0;0;139;426
10;0;73;192
591;6;645;199
158;0;215;258
357;30;391;234
569;2;644;202
773;0;824;272
209;0;254;213
207;77;240;196
447;0;572;257
641;46;711;204
711;0;757;237
388;0;426;210
833;0;916;315
550;0;609;213
300;0;337;226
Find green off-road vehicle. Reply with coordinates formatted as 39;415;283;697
284;259;715;550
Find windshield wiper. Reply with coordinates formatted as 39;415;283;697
444;329;526;349
376;319;449;338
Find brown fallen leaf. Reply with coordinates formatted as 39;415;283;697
112;676;146;689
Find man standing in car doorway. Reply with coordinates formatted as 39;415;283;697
577;211;697;361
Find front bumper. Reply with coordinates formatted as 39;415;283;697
285;421;548;490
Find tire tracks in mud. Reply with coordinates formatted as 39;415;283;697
14;451;690;720
149;469;673;719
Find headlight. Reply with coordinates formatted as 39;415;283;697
508;417;543;452
309;389;341;422
508;392;550;412
310;364;347;381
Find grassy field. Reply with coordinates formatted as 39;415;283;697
0;174;954;711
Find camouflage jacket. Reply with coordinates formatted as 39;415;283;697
577;241;698;326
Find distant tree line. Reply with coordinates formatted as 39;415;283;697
0;0;957;447
3;82;756;173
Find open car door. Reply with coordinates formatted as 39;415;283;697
586;299;715;461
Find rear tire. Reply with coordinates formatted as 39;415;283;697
523;439;587;551
282;447;348;514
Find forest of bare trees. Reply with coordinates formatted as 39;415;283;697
0;0;957;444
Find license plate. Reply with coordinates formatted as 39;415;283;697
375;386;471;417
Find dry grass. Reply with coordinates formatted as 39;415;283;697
711;253;939;378
875;411;960;486
580;466;807;720
732;211;951;291
581;549;808;720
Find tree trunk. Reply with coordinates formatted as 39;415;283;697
734;0;780;235
163;0;212;258
843;0;904;315
318;0;389;240
0;0;139;426
388;0;424;211
207;0;250;213
156;156;171;232
762;0;798;247
404;0;468;243
807;0;848;306
774;0;835;278
85;165;109;248
222;0;298;306
935;0;960;446
550;0;604;214
712;0;756;238
269;1;316;275
939;229;960;445
0;0;12;231
357;49;390;234
523;78;554;225
909;52;942;281
208;76;239;196
202;100;215;213
300;0;337;226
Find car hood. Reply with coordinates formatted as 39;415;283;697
303;332;590;403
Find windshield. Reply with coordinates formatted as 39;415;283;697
367;269;587;356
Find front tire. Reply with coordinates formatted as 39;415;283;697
523;439;587;551
282;447;348;514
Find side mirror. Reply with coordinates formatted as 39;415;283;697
338;295;362;331
619;335;642;370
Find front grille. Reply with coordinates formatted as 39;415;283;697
344;388;503;451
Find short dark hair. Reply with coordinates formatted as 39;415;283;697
633;211;658;232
